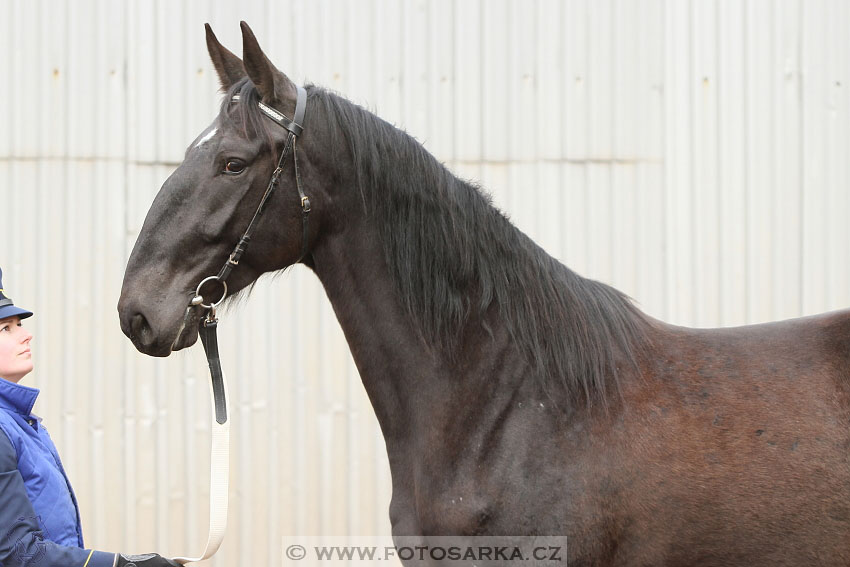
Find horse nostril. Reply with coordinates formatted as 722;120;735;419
130;313;154;347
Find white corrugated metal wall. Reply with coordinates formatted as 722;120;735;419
1;0;848;564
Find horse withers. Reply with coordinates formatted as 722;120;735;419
117;22;850;566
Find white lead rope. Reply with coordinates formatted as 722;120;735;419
172;369;230;564
172;310;230;564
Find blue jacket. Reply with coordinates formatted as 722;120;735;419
0;378;114;567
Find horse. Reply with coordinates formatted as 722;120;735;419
118;22;850;566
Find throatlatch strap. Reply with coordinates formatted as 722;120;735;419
172;321;230;565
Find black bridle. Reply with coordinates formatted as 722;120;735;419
192;84;310;313
188;85;309;425
220;85;311;281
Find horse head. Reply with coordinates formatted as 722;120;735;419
118;22;334;356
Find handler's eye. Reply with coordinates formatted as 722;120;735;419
224;159;246;174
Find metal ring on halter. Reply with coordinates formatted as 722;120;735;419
193;276;228;310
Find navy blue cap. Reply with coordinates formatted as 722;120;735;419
0;268;33;321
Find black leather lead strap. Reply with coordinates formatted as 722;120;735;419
198;319;228;425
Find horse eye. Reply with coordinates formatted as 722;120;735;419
224;159;246;174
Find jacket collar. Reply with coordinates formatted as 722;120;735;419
0;377;39;416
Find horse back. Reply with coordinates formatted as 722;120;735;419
601;309;850;565
648;307;850;403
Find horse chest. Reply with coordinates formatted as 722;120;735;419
389;456;598;556
419;491;494;535
390;413;583;538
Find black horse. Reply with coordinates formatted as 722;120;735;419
118;22;850;566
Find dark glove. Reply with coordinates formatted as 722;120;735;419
115;553;180;567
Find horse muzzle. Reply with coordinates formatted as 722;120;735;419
118;296;199;356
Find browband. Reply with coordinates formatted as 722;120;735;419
231;85;306;138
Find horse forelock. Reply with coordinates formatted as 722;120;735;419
218;78;278;150
278;85;652;412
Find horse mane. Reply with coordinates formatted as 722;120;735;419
223;79;651;411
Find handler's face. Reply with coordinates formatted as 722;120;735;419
0;316;33;383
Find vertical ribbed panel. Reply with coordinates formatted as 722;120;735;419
2;1;849;565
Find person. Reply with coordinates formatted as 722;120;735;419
0;267;177;566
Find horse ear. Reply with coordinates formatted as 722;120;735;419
205;23;245;90
240;21;296;104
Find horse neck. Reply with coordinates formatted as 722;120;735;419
308;216;528;445
303;92;648;445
